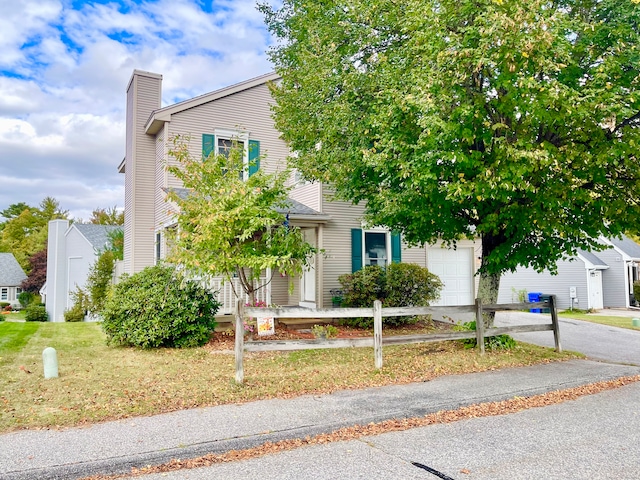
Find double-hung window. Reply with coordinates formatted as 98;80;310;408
202;130;260;181
351;228;402;273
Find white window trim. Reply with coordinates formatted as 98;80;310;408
214;128;250;180
155;231;162;265
155;222;178;264
362;229;391;268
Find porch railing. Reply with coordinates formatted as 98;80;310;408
203;276;269;314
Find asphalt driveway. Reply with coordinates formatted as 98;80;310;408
495;310;640;365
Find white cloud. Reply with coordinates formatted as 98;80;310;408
0;0;275;220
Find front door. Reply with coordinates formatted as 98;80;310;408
588;270;604;310
300;228;316;308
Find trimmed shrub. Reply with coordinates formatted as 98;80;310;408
101;265;220;348
25;305;48;322
0;302;9;309
633;280;640;305
18;291;35;308
339;265;386;309
385;263;443;308
339;263;443;328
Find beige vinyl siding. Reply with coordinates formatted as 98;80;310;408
123;86;134;273
166;82;288;176
320;194;366;307
319;187;480;306
154;124;180;232
270;270;290;306
124;71;162;274
290;182;322;211
402;243;427;267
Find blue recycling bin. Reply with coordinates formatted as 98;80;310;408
528;292;542;313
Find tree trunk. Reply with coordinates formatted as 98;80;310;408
477;233;504;328
476;270;500;328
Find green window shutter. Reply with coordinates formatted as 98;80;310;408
202;134;215;160
351;228;363;273
248;140;260;177
391;232;402;264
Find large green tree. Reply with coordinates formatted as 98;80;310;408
166;136;317;305
89;206;124;226
0;197;68;271
262;0;640;322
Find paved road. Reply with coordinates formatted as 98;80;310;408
137;381;640;480
495;311;640;365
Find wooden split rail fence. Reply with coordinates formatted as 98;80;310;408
234;296;561;384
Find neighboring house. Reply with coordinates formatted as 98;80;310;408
498;235;640;310
120;70;481;312
0;253;27;308
44;220;122;322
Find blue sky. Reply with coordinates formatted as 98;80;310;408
0;0;276;220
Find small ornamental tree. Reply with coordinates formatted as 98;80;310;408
20;248;47;293
166;135;317;305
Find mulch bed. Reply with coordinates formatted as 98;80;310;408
206;319;452;352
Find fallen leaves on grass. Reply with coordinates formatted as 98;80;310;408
81;374;640;480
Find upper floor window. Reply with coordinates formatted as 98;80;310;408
203;130;260;181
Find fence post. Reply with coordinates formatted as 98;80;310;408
549;295;562;353
374;300;383;369
475;298;485;355
235;299;245;384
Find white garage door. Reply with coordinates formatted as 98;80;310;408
428;248;474;306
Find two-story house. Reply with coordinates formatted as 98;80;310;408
120;70;481;312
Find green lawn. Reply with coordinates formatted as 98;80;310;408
0;321;41;360
0;321;581;434
559;311;640;331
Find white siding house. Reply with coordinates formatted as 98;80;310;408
44;220;122;322
498;235;640;310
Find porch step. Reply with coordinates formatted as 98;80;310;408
214;315;234;332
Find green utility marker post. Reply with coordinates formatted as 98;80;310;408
42;347;59;379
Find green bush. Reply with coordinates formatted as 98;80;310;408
65;287;90;322
17;291;35;308
86;250;115;315
385;263;443;308
339;265;386;309
64;305;85;322
634;280;640;304
0;302;9;309
338;263;443;328
25;305;48;322
101;265;220;348
454;321;517;350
